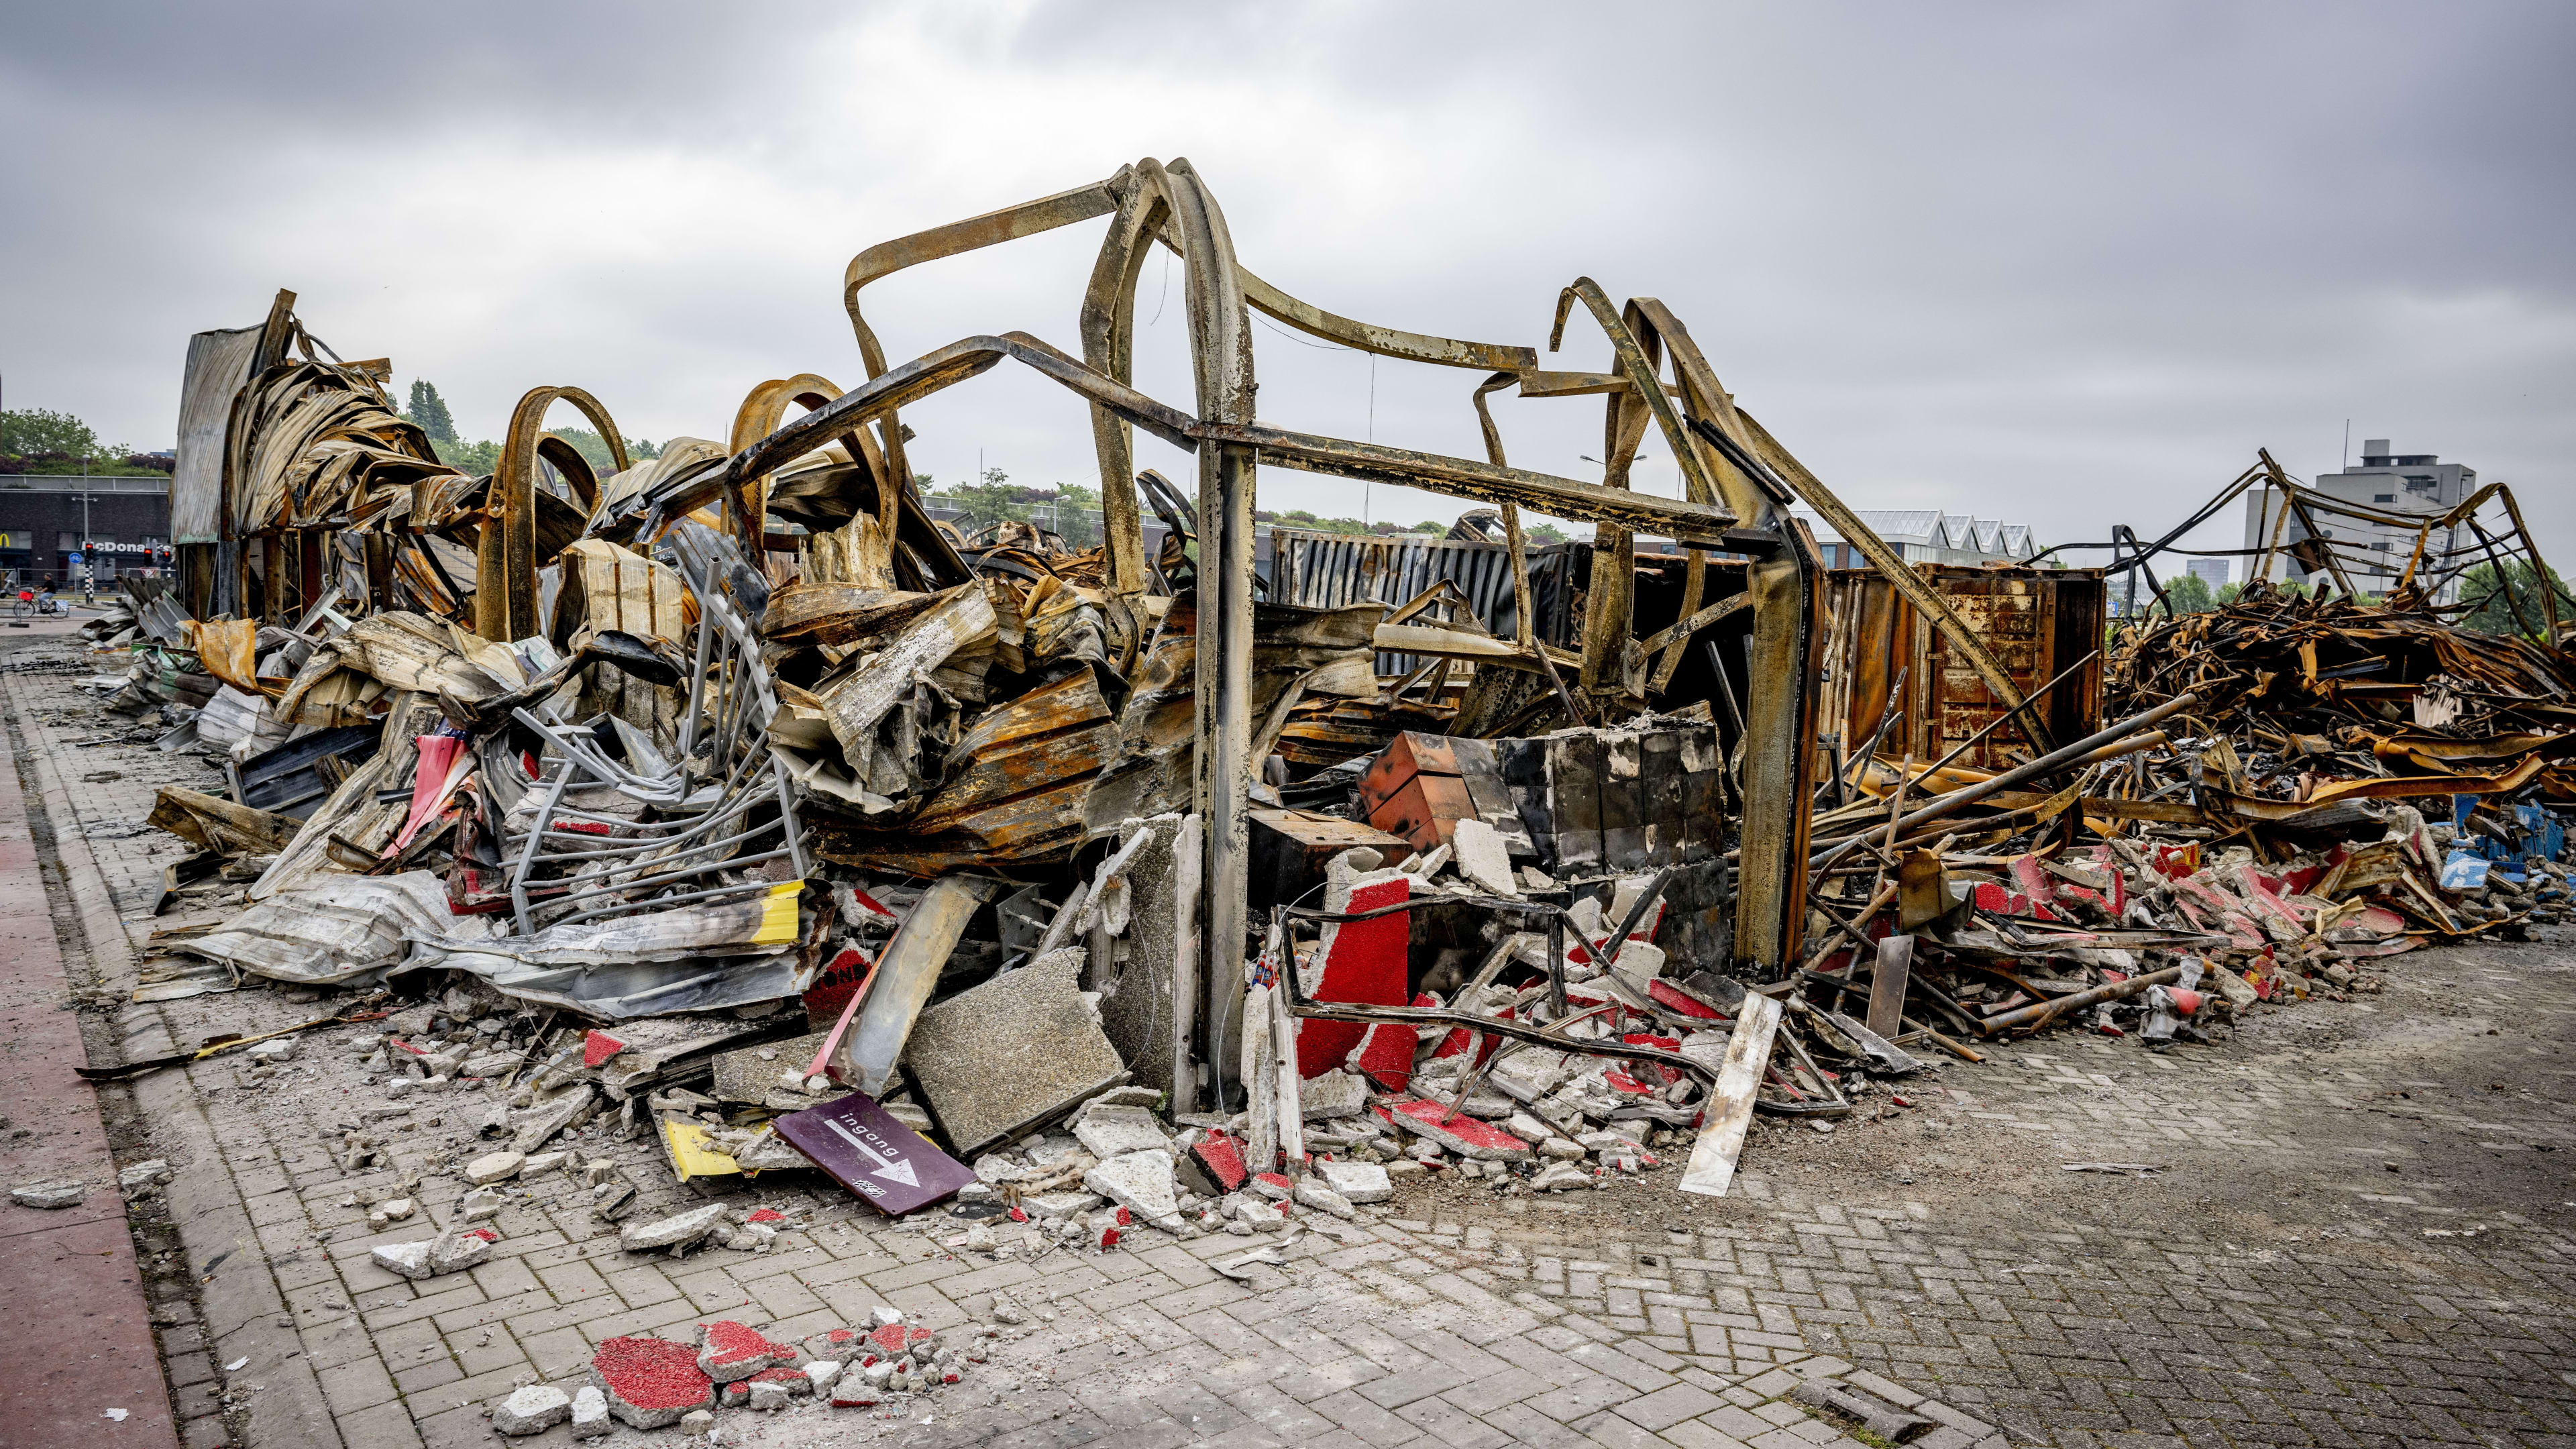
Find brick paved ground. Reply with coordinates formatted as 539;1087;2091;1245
10;629;2575;1448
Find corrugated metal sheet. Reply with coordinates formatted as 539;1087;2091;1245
1267;528;1525;672
172;324;261;545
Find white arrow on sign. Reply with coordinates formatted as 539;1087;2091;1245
822;1115;920;1188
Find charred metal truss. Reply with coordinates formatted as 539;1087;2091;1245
633;158;1838;1095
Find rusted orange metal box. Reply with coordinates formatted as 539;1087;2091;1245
1819;564;2106;771
1356;731;1508;855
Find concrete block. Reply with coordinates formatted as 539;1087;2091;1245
619;1201;728;1252
464;1150;525;1185
9;1181;83;1210
1315;1158;1392;1203
1450;818;1519;896
117;1160;174;1191
1532;1161;1594;1191
1299;1068;1368;1120
698;1320;794;1383
1073;1104;1171;1161
905;951;1126;1157
1293;1178;1358;1218
490;1383;570;1436
1082;1150;1182;1230
568;1385;610;1439
1295;861;1410;1077
1187;1128;1250;1193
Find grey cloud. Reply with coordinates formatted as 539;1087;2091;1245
3;1;2569;563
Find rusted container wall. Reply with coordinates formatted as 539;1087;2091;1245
1821;566;2104;771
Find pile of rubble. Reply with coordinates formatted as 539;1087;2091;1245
1772;575;2576;1077
472;1305;987;1436
48;165;2576;1442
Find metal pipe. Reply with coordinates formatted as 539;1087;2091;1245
1812;692;2200;857
1978;965;2183;1035
549;877;787;930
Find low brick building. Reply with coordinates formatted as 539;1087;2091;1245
0;474;173;590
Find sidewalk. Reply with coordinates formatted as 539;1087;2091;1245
0;665;182;1447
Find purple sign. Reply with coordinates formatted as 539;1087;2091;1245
773;1090;977;1216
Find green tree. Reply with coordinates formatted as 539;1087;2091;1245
541;425;655;476
1;407;101;458
940;467;1033;529
433;437;502;475
2159;571;2214;616
1050;482;1102;547
405;380;458;445
2456;559;2576;637
1525;521;1568;545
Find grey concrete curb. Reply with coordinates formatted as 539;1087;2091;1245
5;669;343;1449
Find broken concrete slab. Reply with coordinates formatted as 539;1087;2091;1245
1185;1129;1249;1195
1450;818;1519;896
492;1383;571;1436
1093;813;1198;1099
698;1320;794;1383
618;1201;729;1253
369;1240;439;1279
1082;1149;1183;1230
1315;1157;1392;1204
1532;1161;1594;1191
1380;1099;1536;1161
464;1150;525;1185
902;948;1126;1157
710;1030;835;1107
9;1181;84;1210
117;1160;174;1192
1293;1178;1358;1219
1076;1084;1165;1114
1073;1103;1172;1161
590;1336;716;1430
1022;1191;1103;1221
370;1228;492;1279
568;1385;610;1439
511;1084;596;1155
1299;1068;1368;1120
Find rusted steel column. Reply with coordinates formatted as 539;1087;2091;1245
1165;159;1255;1116
479;385;625;641
1626;299;1825;974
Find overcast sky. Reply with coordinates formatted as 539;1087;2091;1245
6;1;2571;570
